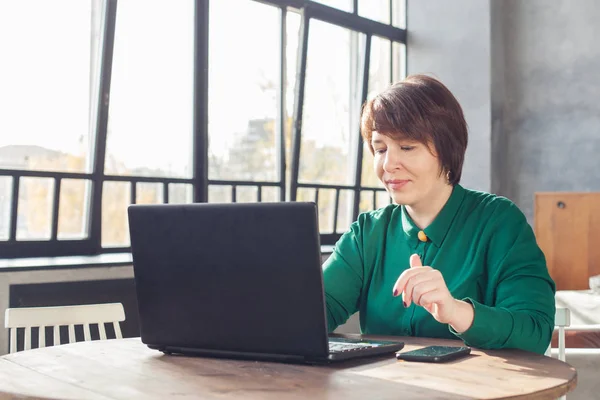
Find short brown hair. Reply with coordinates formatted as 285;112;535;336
360;74;468;185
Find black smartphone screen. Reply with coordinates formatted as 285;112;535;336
396;346;471;363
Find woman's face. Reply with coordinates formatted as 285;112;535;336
371;131;448;206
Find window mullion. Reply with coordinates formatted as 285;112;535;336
193;0;210;203
352;34;371;220
90;0;118;253
277;7;287;201
289;10;310;201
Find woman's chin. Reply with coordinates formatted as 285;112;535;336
390;193;411;206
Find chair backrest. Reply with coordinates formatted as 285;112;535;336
534;192;600;290
550;308;571;400
4;303;125;354
554;307;571;362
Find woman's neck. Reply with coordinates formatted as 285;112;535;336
405;184;454;229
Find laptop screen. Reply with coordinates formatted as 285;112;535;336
129;202;330;358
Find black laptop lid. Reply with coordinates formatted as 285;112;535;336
128;202;329;358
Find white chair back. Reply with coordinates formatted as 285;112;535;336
546;307;570;400
5;303;125;353
555;307;571;362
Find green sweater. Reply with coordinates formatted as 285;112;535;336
323;184;556;354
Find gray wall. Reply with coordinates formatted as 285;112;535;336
407;0;492;193
407;0;600;222
501;0;600;220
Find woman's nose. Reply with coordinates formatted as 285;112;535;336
383;149;403;172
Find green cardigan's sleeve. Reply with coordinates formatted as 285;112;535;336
322;220;365;332
452;203;556;354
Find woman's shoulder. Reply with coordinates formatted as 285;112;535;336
357;203;400;222
350;203;400;233
464;188;521;213
461;186;524;220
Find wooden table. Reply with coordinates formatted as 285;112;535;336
0;335;576;399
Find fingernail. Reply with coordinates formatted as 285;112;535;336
393;289;398;297
403;301;408;308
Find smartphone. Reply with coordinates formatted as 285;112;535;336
395;345;471;363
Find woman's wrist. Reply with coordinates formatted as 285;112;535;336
449;299;475;333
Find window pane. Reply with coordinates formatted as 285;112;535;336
16;177;55;240
368;36;392;99
300;21;364;185
168;183;193;204
105;0;194;178
392;0;406;29
312;0;353;12
359;189;389;212
358;0;390;24
236;186;258;203
208;185;232;203
393;42;407;82
261;186;281;202
136;183;164;205
335;190;354;233
317;189;336;233
0;1;99;173
296;188;315;203
0;177;12;240
359;190;376;214
208;1;279;182
58;179;90;240
102;181;131;247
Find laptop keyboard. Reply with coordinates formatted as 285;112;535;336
328;340;374;354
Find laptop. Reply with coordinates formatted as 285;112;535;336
128;202;404;363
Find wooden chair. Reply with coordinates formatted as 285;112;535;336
4;303;125;353
534;192;600;291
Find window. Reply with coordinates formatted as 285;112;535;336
0;0;406;258
297;20;364;235
0;1;98;175
102;0;194;247
0;0;103;256
106;0;194;180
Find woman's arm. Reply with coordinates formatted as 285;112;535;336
451;204;556;354
322;221;365;332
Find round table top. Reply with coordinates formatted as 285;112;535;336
0;335;576;400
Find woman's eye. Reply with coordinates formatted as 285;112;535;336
400;146;415;151
374;148;386;154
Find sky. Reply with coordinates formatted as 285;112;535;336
0;0;404;177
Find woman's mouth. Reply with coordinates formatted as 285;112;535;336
386;179;410;190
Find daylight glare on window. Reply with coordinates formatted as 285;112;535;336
105;0;194;179
208;0;280;184
0;0;98;173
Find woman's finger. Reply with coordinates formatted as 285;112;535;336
411;280;443;307
419;289;448;309
392;266;430;297
403;272;438;307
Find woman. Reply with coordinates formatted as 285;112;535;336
323;74;555;354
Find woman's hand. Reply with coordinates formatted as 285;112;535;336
392;254;474;333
